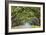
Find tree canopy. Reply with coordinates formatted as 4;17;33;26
11;6;40;27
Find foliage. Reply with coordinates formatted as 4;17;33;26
11;6;40;27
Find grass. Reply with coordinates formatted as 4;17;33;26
32;25;40;28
